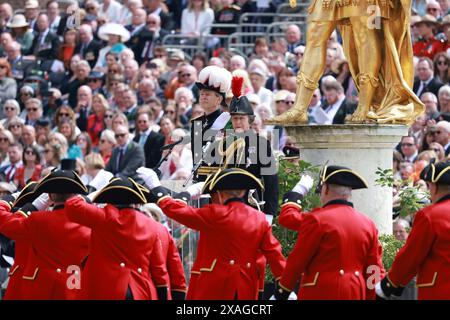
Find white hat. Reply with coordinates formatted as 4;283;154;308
25;0;39;9
246;93;261;106
7;14;29;28
98;23;131;43
196;66;232;95
249;67;267;78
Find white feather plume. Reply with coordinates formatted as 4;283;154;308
198;66;232;94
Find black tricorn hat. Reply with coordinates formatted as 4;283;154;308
420;160;450;184
13;181;39;208
317;165;368;190
205;168;264;193
92;177;149;204
282;145;300;159
34;164;88;195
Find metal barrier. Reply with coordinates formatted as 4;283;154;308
162;34;204;60
227;32;266;57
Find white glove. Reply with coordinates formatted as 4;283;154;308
32;193;52;211
292;175;314;196
186;182;205;199
11;191;21;200
375;282;388;300
88;169;114;191
137;167;161;189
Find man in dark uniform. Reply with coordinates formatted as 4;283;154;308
190;66;232;182
275;165;384;300
376;161;450;300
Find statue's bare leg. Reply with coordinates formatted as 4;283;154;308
348;16;382;123
268;20;338;124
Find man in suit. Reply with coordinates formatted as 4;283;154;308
434;120;450;156
5;41;34;86
399;135;419;162
133;13;169;64
0;144;23;183
376;161;450;300
133;112;164;169
74;24;102;69
105;125;145;179
413;57;444;98
28;13;60;61
125;8;147;48
317;81;357;124
276;165;384;300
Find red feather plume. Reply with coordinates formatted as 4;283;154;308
231;76;244;98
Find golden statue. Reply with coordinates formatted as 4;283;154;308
268;0;424;125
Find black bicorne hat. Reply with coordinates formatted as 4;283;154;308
13;181;39;208
92;177;149;205
282;146;300;159
316;165;368;193
420;160;450;184
34;160;88;195
205;168;264;194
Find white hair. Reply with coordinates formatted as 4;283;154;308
438;85;450;98
174;87;194;101
230;55;246;69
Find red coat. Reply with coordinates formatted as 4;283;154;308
3;210;31;300
65;197;168;300
278;203;305;230
0;201;91;300
388;196;450;300
157;197;286;300
279;200;384;300
153;222;187;298
413;37;446;59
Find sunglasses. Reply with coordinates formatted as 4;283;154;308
86;6;95;10
25;150;35;155
88;78;101;82
4;107;15;111
428;8;438;11
137;120;148;123
59;113;70;117
401;143;414;147
104;114;114;119
0;138;8;142
27;108;38;112
438;60;448;65
9;124;22;129
44;149;52;153
115;133;127;138
431;131;442;135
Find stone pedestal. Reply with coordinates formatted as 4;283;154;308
285;124;408;234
